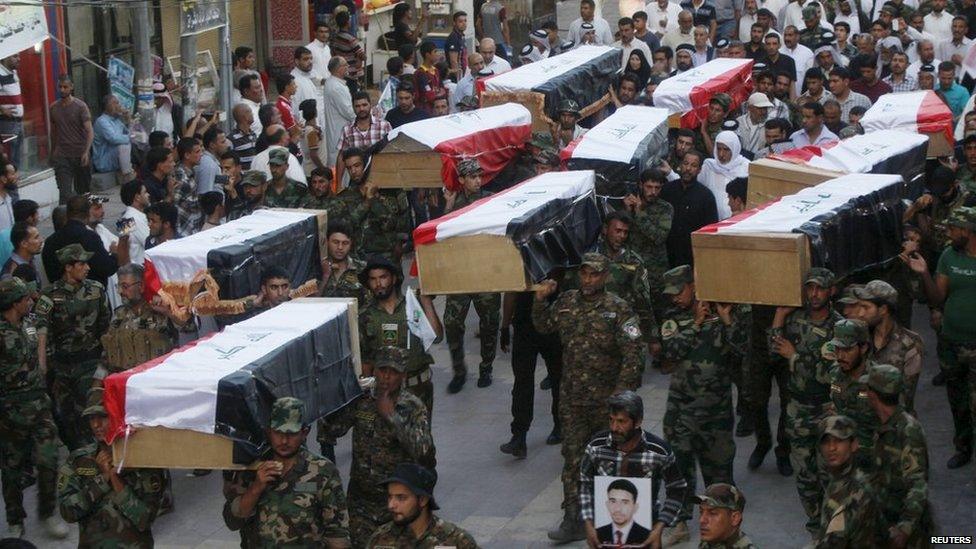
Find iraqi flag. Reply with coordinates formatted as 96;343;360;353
143;209;322;304
561;105;670;183
413;170;602;281
478;45;622;121
103;300;361;460
653;58;754;128
860;91;954;147
384;103;532;191
697;173;905;276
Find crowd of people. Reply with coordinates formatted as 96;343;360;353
1;0;976;546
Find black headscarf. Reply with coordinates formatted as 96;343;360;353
624;49;652;90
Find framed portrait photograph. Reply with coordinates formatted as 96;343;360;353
593;476;653;548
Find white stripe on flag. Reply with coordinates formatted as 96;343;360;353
806;129;928;173
569;105;670;164
652;58;752;115
386;103;532;150
483;45;619;92
861;91;926;135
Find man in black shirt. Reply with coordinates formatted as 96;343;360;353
660;150;717;267
445;11;468;82
42;194;127;285
385;82;430;129
762;33;796;92
140;147;174;203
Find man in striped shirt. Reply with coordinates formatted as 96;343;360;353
579;391;688;549
0;54;24;167
230;104;257;170
883;51;918;93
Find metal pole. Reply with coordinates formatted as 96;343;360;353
132;0;155;131
180;32;198;125
218;0;233;131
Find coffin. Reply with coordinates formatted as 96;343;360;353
653;58;754;128
860;90;954;158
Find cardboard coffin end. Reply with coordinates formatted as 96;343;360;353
416;234;532;294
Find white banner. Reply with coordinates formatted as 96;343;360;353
386;103;532;149
566;105;670;163
483;45;618;92
714;174;902;234
145;210;315;284
405;288;436;350
124;301;347;433
0;3;48;59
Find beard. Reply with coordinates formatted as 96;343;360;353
372;285;395;301
610;427;638;444
392;505;422;526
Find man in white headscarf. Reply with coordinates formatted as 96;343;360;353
699;131;749;220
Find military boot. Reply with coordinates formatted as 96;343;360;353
447;348;467;394
547;507;586;543
546;423;562;445
477;365;493;388
500;432;527;459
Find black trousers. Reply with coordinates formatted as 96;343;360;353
510;326;562;435
750;306;789;456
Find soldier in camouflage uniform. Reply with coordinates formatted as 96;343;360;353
814;415;880;548
299;167;338;210
227;170;268;221
223;397;351;548
769;267;843;535
0;277;69;539
319;347;436;548
852;280;925;413
694;483;756;549
356;256;441;413
532;253;644;542
366;463;477;549
826;319;879;470
443;159;500;392
624;168;673;318
836;284;863;319
658;265;748;541
485;132;554;192
336;147;411;260
263;148;307;208
320;220;369;306
35;243;112;450
58;388;165;546
694;94;731;157
798;6;825;49
862;364;933;547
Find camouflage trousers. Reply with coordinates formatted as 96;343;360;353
0;392;61;525
444;293;500;375
51;358;99;450
559;400;606;517
786;400;829;536
663;400;735;521
347;496;386;549
941;340;976;454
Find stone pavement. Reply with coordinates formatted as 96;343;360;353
7;184;976;547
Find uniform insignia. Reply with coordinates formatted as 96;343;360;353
602;312;617;319
75;466;98;476
34;297;53;315
857;390;868;399
821;342;836;361
381;323;398;345
623;320;642;340
830;383;841;393
812;327;828;338
661;319;678;339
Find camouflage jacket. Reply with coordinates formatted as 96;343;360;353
694;121;724;157
223;448;350;547
628;199;673;285
699;530;757;548
867;325;924;411
827;364;879;464
661;306;749;413
298;192;342;212
814;462;879;548
263;178;308;209
35;278;111;360
871;408;931;544
448;189;491;213
922;188;972;258
321;257;369;306
360;294;433;376
799;26;824;50
0;318;41;396
360;189;411;257
227;198;265;221
57;443;165;548
109;302;179;347
318;390;435;522
366;515;478;548
770;309;842;407
332;186;372;232
532;289;643;405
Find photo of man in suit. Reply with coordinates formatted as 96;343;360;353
596;478;652;546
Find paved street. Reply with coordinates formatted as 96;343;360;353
4;188;974;548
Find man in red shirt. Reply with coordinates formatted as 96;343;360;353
850;53;892;103
275;74;301;143
414;41;446;113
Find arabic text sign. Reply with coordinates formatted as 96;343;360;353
0;3;48;59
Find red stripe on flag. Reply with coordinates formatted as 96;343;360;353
918;90;955;145
434;123;531;191
695;198;782;233
143;258;162;301
683;61;754;128
559;133;584;164
103;333;218;444
769;145;825;163
412;176;529;246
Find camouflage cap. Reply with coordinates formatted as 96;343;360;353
82;387;107;418
804;267;835;288
268;147;289;166
858;363;903;396
0;277;36;308
692;483;746;512
373;345;408;373
836;283;864;305
268;396;306;433
529;131;555;150
580;252;610;273
852;279;898;306
85;193;110;205
819;414;856;441
709;92;732;111
880;2;898;14
947;206;976;232
456;158;483;177
56;243;93;265
380;462;440;510
802;4;819;19
662;264;694;295
241;170;268;187
358;254;402;287
557;98;581;116
829;319;869;348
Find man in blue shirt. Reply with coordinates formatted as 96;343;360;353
938;61;970;118
92;94;132;178
445;11;468;82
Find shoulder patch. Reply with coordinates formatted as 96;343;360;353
661;319;679;339
622;318;642;340
34;296;53;316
